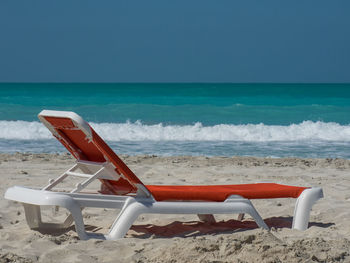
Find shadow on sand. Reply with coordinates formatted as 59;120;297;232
33;217;334;239
129;217;334;238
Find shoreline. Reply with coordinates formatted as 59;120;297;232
1;153;350;262
1;152;350;168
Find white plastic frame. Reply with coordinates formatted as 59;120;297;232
4;159;323;240
6;185;271;240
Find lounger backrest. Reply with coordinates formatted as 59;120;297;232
38;110;146;195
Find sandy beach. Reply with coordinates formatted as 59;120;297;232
1;153;350;262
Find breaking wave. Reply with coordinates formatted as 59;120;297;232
0;120;349;142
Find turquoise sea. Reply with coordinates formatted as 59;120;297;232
1;83;350;158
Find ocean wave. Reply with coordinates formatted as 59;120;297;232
0;120;349;142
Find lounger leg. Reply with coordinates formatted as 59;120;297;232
22;203;75;230
237;213;245;221
23;204;43;229
198;214;216;223
292;187;323;231
65;204;89;240
244;202;269;230
107;200;145;240
61;214;74;228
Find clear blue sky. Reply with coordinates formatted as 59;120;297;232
0;0;349;82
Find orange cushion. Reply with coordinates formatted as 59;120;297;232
146;183;307;202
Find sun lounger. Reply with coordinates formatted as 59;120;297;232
4;110;323;240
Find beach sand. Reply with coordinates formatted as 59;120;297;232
0;153;349;262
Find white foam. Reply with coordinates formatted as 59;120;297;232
0;121;52;140
0;120;349;142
